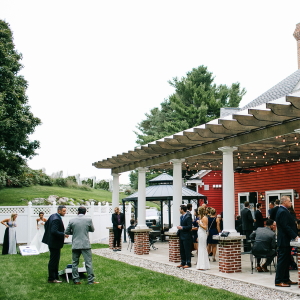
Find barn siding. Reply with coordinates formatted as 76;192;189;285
198;170;223;214
234;161;300;218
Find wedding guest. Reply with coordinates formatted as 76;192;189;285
206;208;220;262
196;206;210;270
1;213;18;255
192;209;199;254
30;212;49;253
111;207;125;251
42;205;69;283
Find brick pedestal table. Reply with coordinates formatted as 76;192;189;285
106;226;123;250
213;235;245;273
131;228;152;255
164;232;181;263
290;241;300;287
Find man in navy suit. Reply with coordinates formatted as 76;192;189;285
275;196;298;287
177;205;192;268
42;205;69;283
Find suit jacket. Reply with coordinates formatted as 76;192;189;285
276;205;297;248
269;206;279;221
254;210;266;229
65;215;94;249
178;213;192;240
112;213;125;229
250;227;276;256
42;213;65;249
241;207;254;231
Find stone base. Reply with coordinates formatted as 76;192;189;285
214;235;245;273
131;229;152;255
165;232;180;263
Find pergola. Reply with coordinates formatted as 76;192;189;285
93;70;300;233
122;173;206;233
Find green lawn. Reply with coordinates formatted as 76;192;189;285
0;186;124;206
0;186;159;209
0;243;251;300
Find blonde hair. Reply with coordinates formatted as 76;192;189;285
198;206;206;219
11;213;18;221
210;208;216;216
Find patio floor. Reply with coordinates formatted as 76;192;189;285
95;239;300;299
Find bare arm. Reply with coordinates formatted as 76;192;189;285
1;218;10;227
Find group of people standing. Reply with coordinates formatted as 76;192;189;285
240;196;299;288
177;203;221;270
2;205;99;285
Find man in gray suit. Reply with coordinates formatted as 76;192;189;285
65;207;99;285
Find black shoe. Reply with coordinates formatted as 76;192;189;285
209;252;213;256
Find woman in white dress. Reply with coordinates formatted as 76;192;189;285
1;213;18;255
30;212;49;253
196;206;210;270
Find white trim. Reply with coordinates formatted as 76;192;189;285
237;192;249;215
265;189;294;216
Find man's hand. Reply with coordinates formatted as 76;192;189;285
118;225;122;229
65;234;69;238
177;226;182;230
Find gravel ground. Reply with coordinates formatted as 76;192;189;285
93;248;300;300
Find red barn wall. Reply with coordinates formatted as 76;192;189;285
197;170;223;215
234;161;300;218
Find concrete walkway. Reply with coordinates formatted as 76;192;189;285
105;240;300;297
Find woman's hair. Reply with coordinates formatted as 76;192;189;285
11;213;18;221
39;212;44;216
210;208;216;215
206;207;212;214
194;208;199;216
198;206;206;219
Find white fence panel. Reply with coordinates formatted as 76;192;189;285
0;202;131;245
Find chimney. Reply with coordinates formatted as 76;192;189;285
293;23;300;69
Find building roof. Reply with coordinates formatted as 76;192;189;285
122;184;206;201
149;173;173;183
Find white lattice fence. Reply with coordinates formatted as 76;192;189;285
0;202;131;244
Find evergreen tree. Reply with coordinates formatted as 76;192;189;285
135;65;246;145
0;20;41;175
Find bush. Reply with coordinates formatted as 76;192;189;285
54;177;67;187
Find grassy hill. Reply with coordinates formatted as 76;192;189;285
0;185;126;206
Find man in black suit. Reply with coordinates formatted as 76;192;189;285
275;196;298;287
240;201;254;251
111;207;125;251
177;205;192;269
254;203;267;229
42;205;68;283
269;199;280;221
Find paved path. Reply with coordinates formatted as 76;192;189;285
93;241;300;300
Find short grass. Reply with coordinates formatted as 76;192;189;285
0;186;159;209
0;243;251;300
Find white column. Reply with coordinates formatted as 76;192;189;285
136;167;148;229
218;146;238;233
169;158;185;232
111;173;120;209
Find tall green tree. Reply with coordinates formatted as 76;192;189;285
0;20;41;176
135;65;246;145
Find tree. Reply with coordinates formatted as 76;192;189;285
0;20;41;175
135;65;246;145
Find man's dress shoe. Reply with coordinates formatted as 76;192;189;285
285;280;297;285
275;283;290;287
177;264;184;268
182;265;191;269
74;282;81;285
48;279;62;283
88;281;100;284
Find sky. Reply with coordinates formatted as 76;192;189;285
1;0;300;184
